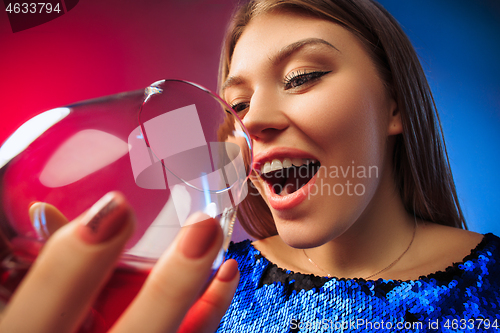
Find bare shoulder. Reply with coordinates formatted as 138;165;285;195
252;235;290;258
252;236;304;271
251;236;276;251
401;222;485;278
417;222;484;254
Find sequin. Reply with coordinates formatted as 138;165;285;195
217;233;500;333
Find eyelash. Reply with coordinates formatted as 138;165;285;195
229;70;331;114
230;101;250;114
283;70;331;90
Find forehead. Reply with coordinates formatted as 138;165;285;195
229;11;361;75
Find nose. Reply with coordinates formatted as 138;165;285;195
242;88;289;142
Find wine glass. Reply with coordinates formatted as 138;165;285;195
0;79;252;332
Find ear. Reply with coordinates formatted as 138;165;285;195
387;99;402;135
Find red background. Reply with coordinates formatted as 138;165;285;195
0;0;236;145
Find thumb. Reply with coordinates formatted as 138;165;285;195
29;202;69;239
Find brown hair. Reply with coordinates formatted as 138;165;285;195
219;0;467;239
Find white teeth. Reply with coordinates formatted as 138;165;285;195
283;158;292;168
262;162;272;174
270;159;283;172
260;157;317;174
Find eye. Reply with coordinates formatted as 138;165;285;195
283;70;332;90
230;101;250;114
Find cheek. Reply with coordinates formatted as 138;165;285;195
295;76;387;164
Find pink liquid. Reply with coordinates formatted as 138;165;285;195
0;256;149;333
78;268;149;332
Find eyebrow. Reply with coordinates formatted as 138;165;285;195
271;37;340;65
222;37;340;94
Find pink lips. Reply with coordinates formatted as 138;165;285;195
264;172;318;210
253;147;320;211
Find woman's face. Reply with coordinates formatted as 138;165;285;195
224;11;401;248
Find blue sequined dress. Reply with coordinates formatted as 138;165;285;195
217;233;500;333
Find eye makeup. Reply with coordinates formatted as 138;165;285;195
225;40;339;116
283;70;332;90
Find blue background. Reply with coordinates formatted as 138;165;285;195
378;0;500;235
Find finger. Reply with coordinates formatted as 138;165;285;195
29;202;69;239
0;192;135;333
110;213;223;333
177;259;239;333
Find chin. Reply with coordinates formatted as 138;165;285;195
274;217;350;249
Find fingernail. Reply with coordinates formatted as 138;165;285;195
77;192;129;244
29;202;50;240
216;259;238;282
179;213;219;259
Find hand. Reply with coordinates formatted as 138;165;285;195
0;192;239;333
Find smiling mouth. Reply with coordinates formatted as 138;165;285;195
260;158;321;196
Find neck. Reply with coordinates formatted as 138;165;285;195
302;165;417;279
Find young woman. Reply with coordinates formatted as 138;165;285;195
0;1;498;332
216;0;500;331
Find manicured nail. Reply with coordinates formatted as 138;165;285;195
30;202;69;240
78;192;129;244
179;213;220;259
29;202;50;240
216;259;238;282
